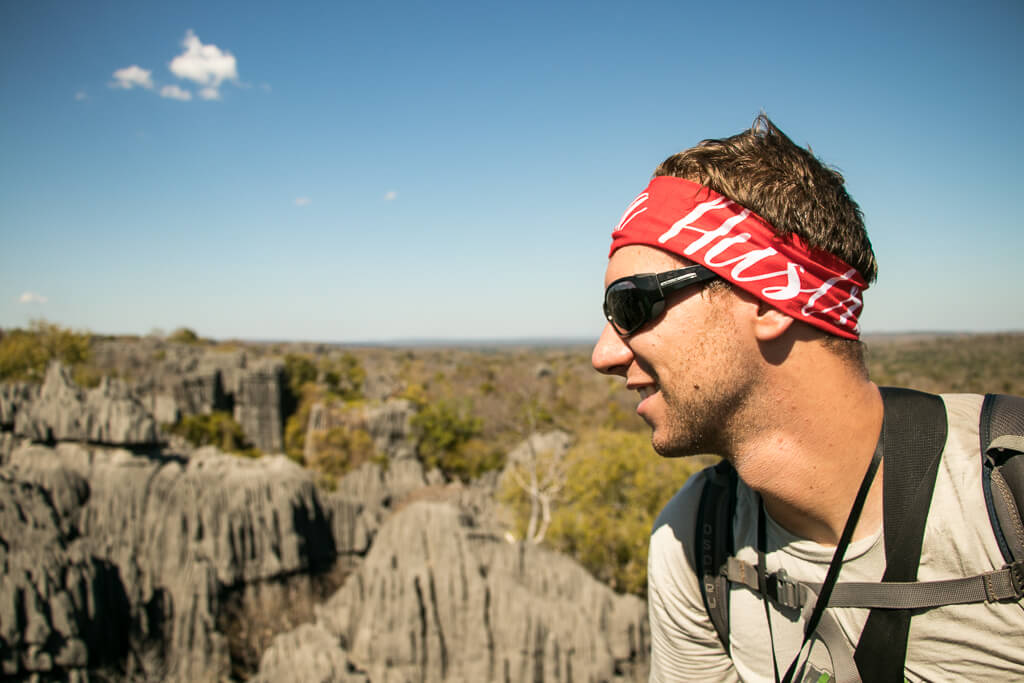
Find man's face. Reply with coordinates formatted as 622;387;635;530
592;245;757;458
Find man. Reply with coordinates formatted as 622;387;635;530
591;116;1023;681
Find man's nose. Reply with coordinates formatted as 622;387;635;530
591;323;633;377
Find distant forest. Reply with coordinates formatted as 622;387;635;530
864;333;1024;395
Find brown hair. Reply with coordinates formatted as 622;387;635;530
654;114;877;284
656;114;874;368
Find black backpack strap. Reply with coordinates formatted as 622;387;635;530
854;387;948;683
694;459;738;655
980;393;1024;564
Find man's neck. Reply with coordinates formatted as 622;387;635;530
728;366;885;546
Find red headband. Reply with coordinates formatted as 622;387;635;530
610;176;868;339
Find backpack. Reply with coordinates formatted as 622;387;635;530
693;388;1024;682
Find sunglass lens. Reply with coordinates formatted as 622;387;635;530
605;282;648;335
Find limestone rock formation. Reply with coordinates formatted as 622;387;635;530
14;363;158;446
256;501;649;682
321;454;446;563
0;432;15;464
255;623;366;683
0;381;37;430
1;441;352;682
234;359;285;453
175;368;227;416
89;337;249;428
0;468;131;680
1;344;654;681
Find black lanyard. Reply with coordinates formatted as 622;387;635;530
757;436;884;683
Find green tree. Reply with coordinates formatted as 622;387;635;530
168;411;260;457
283;353;317;397
322;352;365;401
306;425;379;484
0;320;92;382
411;398;501;482
536;429;713;595
167;327;201;344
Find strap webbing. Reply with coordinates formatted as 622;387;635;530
853;388;948;682
725;557;1024;608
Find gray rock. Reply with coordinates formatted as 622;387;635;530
234;359;284;453
258;501;649;682
4;441;340;682
14;363;158;446
362;399;416;459
174;368;226;416
0;469;131;679
254;623;366;683
0;381;38;429
322;456;431;558
7;443;91;535
198;348;248;396
90;340;249;428
0;432;16;465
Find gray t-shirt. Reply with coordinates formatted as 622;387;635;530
648;393;1024;681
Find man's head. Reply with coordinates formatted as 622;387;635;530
592;116;877;457
650;115;876;366
654;114;877;285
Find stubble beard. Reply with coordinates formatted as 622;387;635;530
647;347;759;460
649;382;741;458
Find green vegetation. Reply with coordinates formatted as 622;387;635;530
280;352;368;464
0;320;93;383
283;390;315;463
501;429;713;596
409;395;502;482
323;352;365;401
305;424;383;488
167;327;202;344
167;411;261;457
283;353;317;397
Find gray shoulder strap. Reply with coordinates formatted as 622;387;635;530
725;556;1024;610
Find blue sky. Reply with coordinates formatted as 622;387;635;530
2;0;1022;342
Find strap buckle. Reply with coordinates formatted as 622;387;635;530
766;568;804;610
1008;560;1024;600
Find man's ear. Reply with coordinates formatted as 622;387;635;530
753;301;794;341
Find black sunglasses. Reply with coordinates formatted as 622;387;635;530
603;264;719;336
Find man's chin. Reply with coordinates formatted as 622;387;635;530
650;432;698;459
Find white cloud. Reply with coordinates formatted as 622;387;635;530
111;65;154;90
74;91;88;101
19;291;48;304
384;190;398;201
294;197;311;207
169;30;238;100
160;85;192;101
